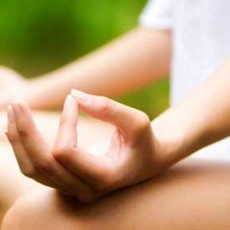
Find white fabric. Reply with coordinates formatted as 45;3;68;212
139;0;230;160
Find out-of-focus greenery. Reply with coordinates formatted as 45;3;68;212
0;0;169;117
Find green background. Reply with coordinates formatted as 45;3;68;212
0;0;169;117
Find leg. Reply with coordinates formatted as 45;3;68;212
2;158;230;230
0;142;33;223
0;111;61;221
0;111;113;223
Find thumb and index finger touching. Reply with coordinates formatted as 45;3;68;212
71;89;148;138
55;89;146;150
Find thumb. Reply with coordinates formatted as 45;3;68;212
71;89;149;136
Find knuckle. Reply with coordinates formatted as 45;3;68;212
20;165;36;178
98;96;112;113
17;125;34;138
33;158;53;174
94;168;117;193
134;111;150;133
52;147;69;160
129;111;151;146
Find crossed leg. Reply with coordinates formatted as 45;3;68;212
0;111;113;224
2;158;230;230
1;111;230;229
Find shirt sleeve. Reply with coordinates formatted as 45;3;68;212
139;0;175;29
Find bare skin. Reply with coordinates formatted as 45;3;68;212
0;111;113;223
5;60;230;203
0;27;171;222
0;27;172;109
2;159;230;230
1;24;230;229
3;64;230;226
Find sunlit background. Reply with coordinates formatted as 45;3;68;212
0;0;169;117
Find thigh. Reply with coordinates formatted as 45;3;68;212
4;159;230;230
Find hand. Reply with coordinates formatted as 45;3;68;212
0;66;30;108
7;90;165;202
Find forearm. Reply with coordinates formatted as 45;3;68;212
27;27;171;109
152;59;230;168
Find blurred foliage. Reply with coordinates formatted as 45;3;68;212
0;0;169;117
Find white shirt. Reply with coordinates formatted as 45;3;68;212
139;0;230;160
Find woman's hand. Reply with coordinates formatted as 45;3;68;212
0;66;30;109
6;90;165;202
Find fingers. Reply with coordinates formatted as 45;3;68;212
6;104;55;187
7;100;96;201
53;146;117;193
6;105;33;171
11;99;49;162
39;159;96;201
54;95;78;149
71;89;150;139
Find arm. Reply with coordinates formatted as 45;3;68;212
28;27;171;109
0;27;172;109
152;59;230;166
6;60;230;202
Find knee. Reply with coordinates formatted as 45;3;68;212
1;200;27;230
1;185;81;230
2;186;49;230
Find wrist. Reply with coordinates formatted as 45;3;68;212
151;109;193;169
23;78;39;109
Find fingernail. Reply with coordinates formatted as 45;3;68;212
7;105;15;123
71;89;90;104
